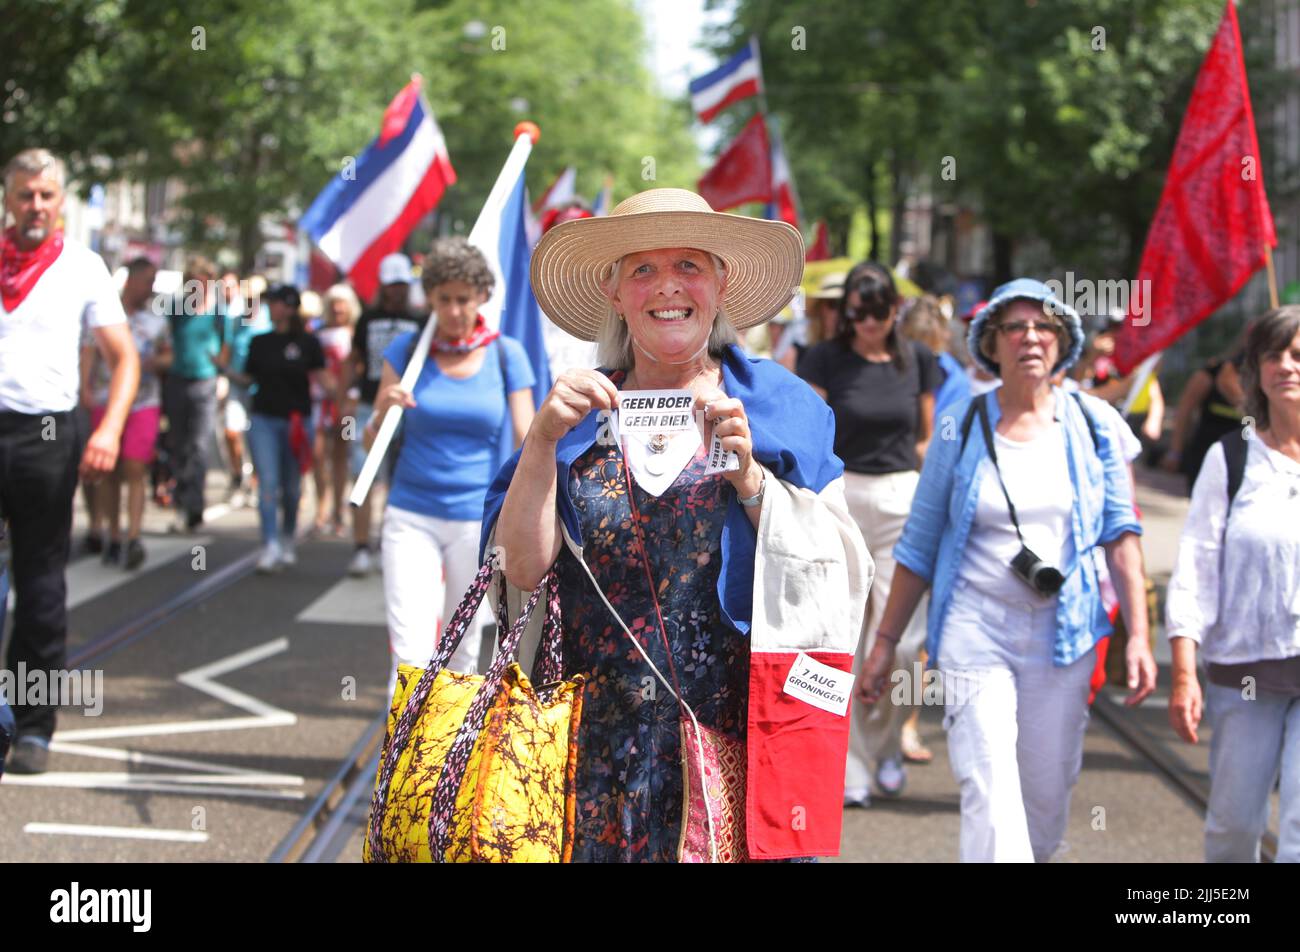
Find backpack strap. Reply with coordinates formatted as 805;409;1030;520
958;393;985;453
959;389;1103;454
1219;432;1249;517
1069;391;1101;452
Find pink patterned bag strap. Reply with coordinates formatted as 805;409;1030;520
366;565;562;863
531;572;565;686
494;571;563;686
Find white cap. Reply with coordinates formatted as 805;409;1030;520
378;253;414;286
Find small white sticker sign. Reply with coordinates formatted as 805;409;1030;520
616;389;697;434
782;652;853;716
703;430;740;474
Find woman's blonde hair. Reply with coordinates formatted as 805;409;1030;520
595;252;737;369
322;282;361;325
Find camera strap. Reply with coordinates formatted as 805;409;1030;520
974;393;1028;546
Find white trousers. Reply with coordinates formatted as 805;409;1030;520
381;505;487;683
843;470;929;798
938;578;1094;863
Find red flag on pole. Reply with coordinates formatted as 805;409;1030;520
697;113;772;211
806;220;830;262
1114;1;1276;375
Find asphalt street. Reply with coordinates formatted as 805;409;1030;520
0;468;1276;862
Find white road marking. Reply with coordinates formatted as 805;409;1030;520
24;823;211;843
4;771;301;786
47;740;286;775
18;638;304;802
296;573;387;626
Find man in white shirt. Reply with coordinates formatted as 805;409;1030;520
1;148;139;773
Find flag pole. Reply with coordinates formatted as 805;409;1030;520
349;121;541;508
1265;243;1280;308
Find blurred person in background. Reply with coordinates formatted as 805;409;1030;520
799;260;939;804
366;237;534;680
903;293;970;425
84;256;171;569
1162;345;1246;494
1077;311;1165;464
228;284;333;573
221;273;271;505
961;300;1001;397
1;147;138;774
347;253;425;576
164;254;224;531
805;272;845;347
312;283;359;536
1166;307;1300;863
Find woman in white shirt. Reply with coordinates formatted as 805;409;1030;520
1166;306;1300;863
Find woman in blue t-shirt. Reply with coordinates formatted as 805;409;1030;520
364;238;535;679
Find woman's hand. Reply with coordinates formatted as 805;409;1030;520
1124;634;1158;707
697;388;762;498
1168;671;1203;744
531;369;619;445
855;637;897;707
373;383;416;420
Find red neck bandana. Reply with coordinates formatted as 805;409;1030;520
430;313;499;354
1;227;65;311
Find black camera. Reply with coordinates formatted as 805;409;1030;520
1009;545;1065;597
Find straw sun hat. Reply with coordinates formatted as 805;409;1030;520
529;188;805;342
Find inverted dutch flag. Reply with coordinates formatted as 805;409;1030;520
689;36;763;124
300;77;455;302
592;177;613;217
764;121;800;229
531;165;576;214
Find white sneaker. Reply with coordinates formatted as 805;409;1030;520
875;756;907;798
256;540;282;574
279;537;297;567
348;547;373;577
843;786;872;809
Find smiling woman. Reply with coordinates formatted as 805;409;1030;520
483;188;874;863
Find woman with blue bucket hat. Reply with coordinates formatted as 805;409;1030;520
856;277;1157;862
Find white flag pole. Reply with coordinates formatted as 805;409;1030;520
349;121;540;508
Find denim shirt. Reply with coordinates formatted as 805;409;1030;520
892;387;1141;667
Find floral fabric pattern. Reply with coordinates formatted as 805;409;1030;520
556;436;749;863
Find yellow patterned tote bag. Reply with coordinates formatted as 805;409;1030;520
364;566;584;863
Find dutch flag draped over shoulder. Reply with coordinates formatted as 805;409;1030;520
300;77;456;302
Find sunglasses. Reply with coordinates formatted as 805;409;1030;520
996;319;1064;338
844;307;892;323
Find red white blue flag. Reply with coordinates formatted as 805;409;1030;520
300;77;455;302
764;121;799;229
689;36;763;124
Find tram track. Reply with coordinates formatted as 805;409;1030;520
267;712;385;863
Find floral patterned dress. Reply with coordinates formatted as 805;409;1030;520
555;432;747;863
